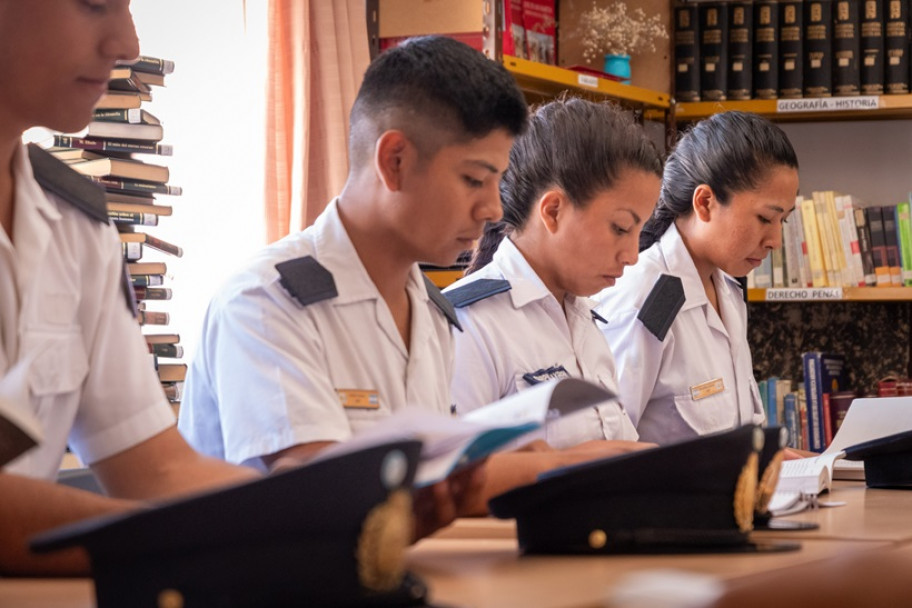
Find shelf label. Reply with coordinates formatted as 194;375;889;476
776;96;880;113
764;287;844;301
577;74;599;88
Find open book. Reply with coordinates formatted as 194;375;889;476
771;396;912;515
315;378;613;486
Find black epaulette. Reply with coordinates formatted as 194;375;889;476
28;145;137;313
735;275;748;304
423;275;462;331
27;144;107;224
444;278;511;308
275;256;338;306
637;274;685;342
591;309;608;325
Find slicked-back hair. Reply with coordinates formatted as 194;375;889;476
640;111;799;251
348;36;528;169
468;97;663;273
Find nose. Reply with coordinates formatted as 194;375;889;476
764;222;783;251
476;185;504;224
101;7;141;62
618;236;639;267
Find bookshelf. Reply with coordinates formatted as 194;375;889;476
676;94;912;122
748;287;912;302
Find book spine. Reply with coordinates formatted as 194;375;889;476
885;0;911;93
779;0;805;97
149;343;184;358
853;206;878;284
804;0;834;96
138;310;170;326
896;201;912;284
784;392;799;448
727;1;754;99
92;108;143;123
833;0;862;94
53;135;173;156
861;0;886;93
162;382;183;402
821;392;834;446
882;203;904;285
108;210;159;226
94;177;182;196
802;352;825;453
133;286;172;301
754;0;781;98
142;233;183;257
700;1;730;100
129;56;175;75
675;3;702;101
130;274;164;287
121;241;142;261
867;205;892;286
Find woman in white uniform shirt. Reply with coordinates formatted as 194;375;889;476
593;112;799;445
447;98;662;448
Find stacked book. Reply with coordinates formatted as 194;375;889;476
46;56;186;413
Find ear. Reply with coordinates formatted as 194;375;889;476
374;130;411;192
537;190;566;235
692;184;715;222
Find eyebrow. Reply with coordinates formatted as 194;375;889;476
464;159;502;174
619;208;643;225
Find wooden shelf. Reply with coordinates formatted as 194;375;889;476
502;56;671;112
748;286;912;302
676;95;912;122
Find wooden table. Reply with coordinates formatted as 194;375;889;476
2;478;908;608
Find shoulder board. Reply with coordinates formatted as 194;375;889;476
27;144;107;224
444;278;511;308
637;274;685;342
275;256;338;306
121;262;139;315
591;309;608;325
423;275;462;331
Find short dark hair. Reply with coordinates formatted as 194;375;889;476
468;97;663;272
640;111;799;250
349;36;528;168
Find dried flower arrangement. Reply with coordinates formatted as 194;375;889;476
577;1;668;61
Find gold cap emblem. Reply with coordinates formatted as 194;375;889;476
357;490;413;591
733;452;758;533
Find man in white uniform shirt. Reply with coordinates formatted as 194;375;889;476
0;0;254;575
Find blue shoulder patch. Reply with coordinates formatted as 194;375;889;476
423;275;462;331
637;274;685;342
275;256;338;306
28;144;107;224
444;278;511;308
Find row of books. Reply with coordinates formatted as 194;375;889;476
675;0;911;102
747;191;912;289
759;351;853;452
49;56;186;410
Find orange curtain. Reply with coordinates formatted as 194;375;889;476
265;0;370;242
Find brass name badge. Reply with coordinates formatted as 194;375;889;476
338;389;380;409
690;378;724;401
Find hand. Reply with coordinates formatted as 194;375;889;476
561;439;655;457
411;461;486;541
783;447;817;460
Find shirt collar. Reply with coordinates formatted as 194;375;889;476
657;223;741;310
310;198;428;306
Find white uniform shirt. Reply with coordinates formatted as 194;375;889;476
446;238;637;448
0;144;175;479
178;199;454;471
593;223;764;445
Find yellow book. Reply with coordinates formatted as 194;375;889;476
823;190;849;286
800;196;828;287
811;191;837;286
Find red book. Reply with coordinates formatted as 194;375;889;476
522;0;556;64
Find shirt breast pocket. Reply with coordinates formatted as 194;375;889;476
672;387;736;436
23;328;89;397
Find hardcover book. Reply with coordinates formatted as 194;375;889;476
881;204;903;285
700;1;730;100
522;0;556;65
852;204;878;285
801;351;848;453
754;0;780;98
885;0;911;93
502;0;526;59
861;0;886;94
727;1;754;99
779;0;805;97
804;0;834;97
833;0;862;95
675;2;702;101
865;205;892;286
